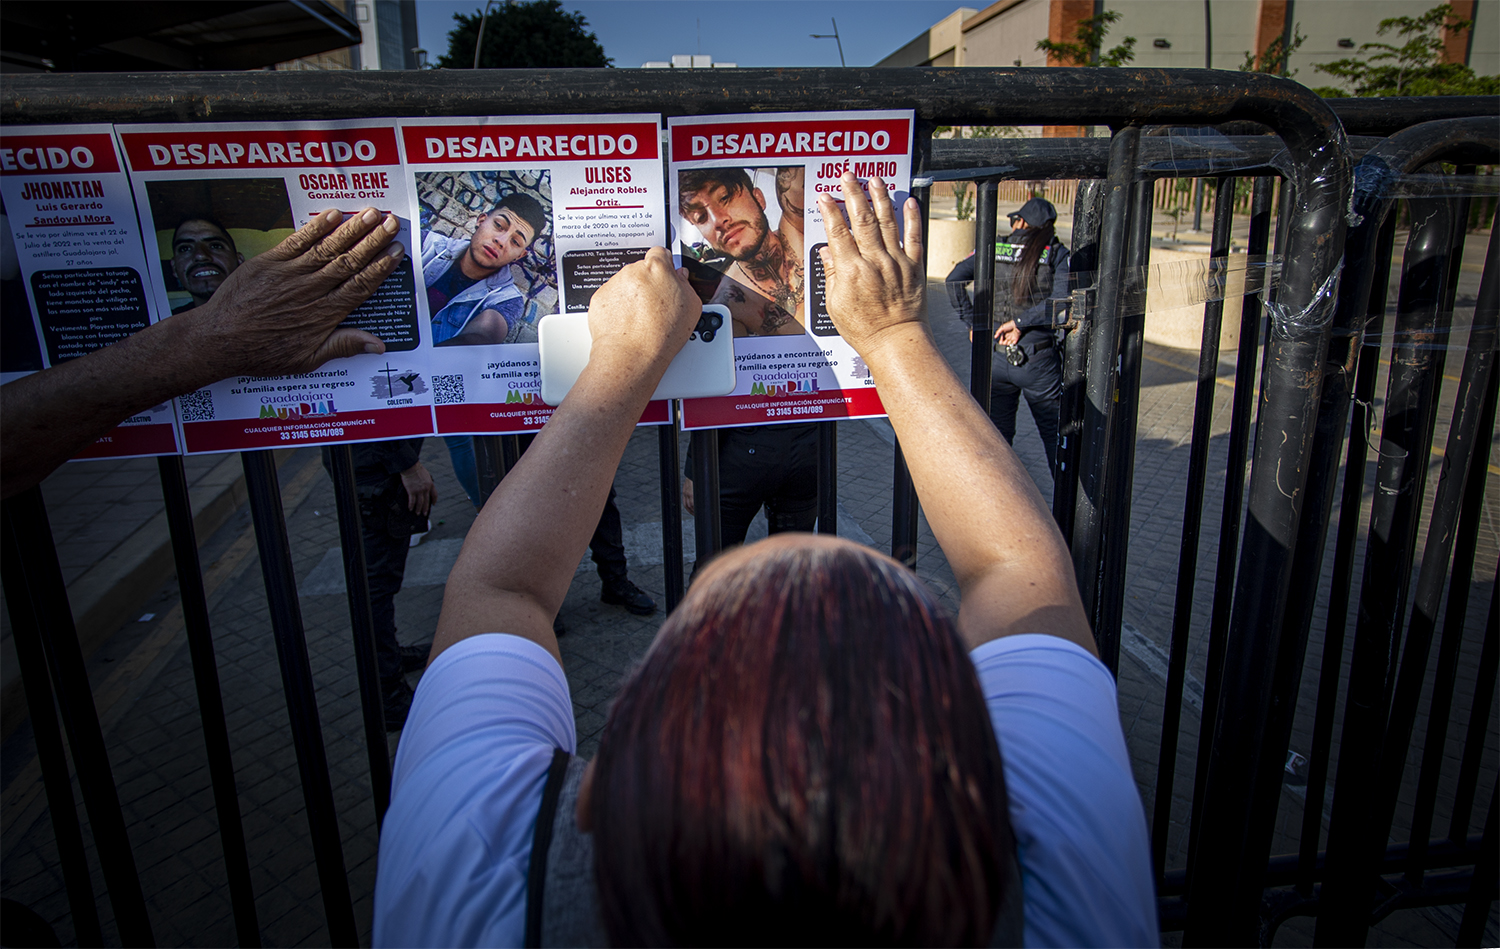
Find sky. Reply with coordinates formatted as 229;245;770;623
413;0;966;69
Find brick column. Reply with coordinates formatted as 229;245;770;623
1043;0;1095;138
1252;0;1290;68
1442;0;1475;64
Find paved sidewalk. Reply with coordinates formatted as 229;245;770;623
0;452;277;739
2;264;1495;946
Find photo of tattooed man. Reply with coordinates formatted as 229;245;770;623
677;165;805;337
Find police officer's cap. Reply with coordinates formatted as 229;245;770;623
1007;197;1058;228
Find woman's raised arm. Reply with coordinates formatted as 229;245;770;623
817;173;1094;656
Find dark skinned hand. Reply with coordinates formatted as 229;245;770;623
183;207;405;379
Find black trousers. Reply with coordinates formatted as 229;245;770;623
989;342;1062;477
714;424;820;547
357;494;412;683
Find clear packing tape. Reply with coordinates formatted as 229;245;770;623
973;252;1494;351
916;146;1499;220
930;162;1495;344
978;254;1285;329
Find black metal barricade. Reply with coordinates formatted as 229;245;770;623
0;69;1495;947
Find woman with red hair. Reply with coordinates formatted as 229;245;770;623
374;175;1156;947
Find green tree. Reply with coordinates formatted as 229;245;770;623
1036;11;1136;67
439;0;610;69
1240;24;1306;76
1312;3;1498;96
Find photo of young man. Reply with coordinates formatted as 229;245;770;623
416;171;554;347
169;218;244;314
143;177;294;316
678;165;806;337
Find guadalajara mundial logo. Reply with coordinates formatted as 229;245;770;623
751;378;820;396
259;399;338;420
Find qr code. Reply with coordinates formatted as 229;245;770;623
433;374;465;405
179;389;216;422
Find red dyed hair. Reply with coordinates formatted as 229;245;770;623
589;539;1019;946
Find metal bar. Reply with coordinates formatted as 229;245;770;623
1246;170;1401;926
817;422;838;536
1371;194;1483;869
240;451;358;947
925;133;1382;183
1070;126;1142;624
1407;220;1497;882
657;421;684;611
1;66;1396;132
473;434;505;505
1450;548;1500;844
1186;87;1350;934
1092;177;1154;675
1151;175;1235;882
970;180;999;410
1457;782;1499;947
1319;171;1468;948
1184;175;1272;885
1053;179;1105;540
1297;211;1401;897
1261;122;1500;905
326;445;393;827
690;430;721;564
1279;120;1500;900
891;438;919;569
890;176;930;569
1192;178;1204;232
156;457;261;946
1324;96;1500;135
1163;834;1491;895
0;493;104;948
500;434;522;475
0;489;155;947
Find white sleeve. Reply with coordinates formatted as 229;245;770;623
374;635;576;949
971;635;1159;949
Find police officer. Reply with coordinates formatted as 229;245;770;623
945;197;1069;480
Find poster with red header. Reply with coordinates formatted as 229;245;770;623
669;111;912;430
116;119;433;454
0;124;180;459
398;114;670;433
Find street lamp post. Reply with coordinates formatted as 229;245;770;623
810;18;845;68
473;0;502;70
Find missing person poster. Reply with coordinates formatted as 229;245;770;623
117;119;433;453
398;114;670;433
669;111;913;430
0;124;181;458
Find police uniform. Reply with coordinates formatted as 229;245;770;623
945;214;1069;478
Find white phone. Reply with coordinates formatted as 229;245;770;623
538;304;735;405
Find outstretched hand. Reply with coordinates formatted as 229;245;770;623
816;172;926;359
185;207;405;378
586;246;700;375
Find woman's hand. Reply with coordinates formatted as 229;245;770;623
586;247;699;377
815;172;925;362
184;207;404;377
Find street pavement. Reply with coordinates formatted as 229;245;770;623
1;234;1496;946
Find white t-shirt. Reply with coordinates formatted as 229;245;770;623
374;633;1158;948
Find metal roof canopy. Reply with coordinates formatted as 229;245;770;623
1;1;360;73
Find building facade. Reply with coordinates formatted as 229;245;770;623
877;0;1496;80
275;0;421;71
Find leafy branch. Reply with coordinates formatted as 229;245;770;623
1036;11;1136;68
1312;3;1498;96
